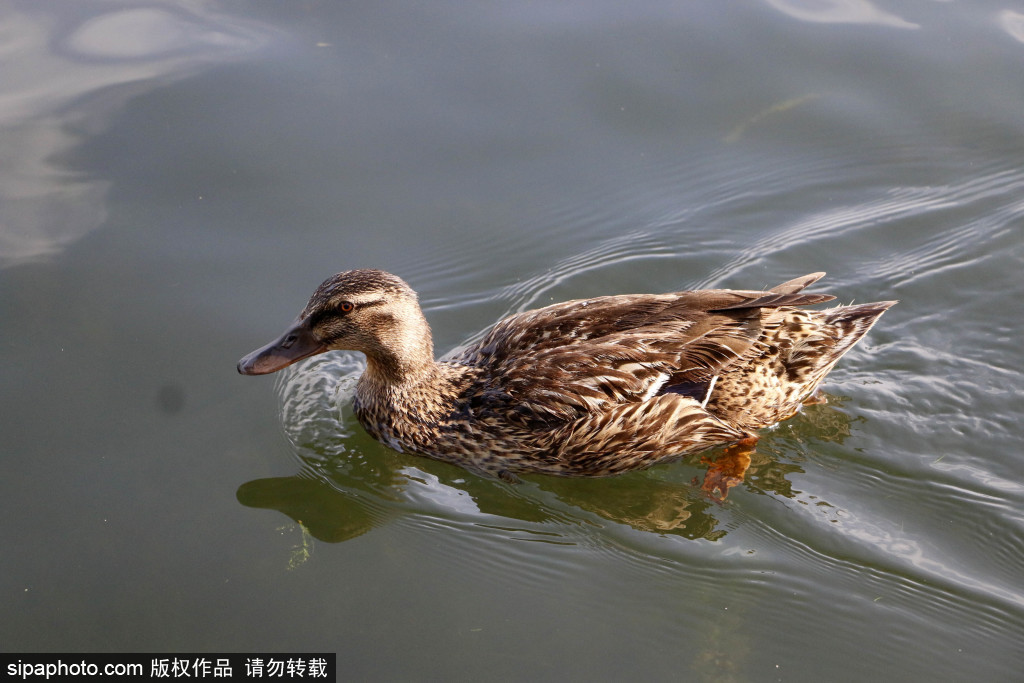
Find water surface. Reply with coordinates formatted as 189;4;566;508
2;1;1023;679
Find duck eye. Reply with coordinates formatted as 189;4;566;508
339;301;355;313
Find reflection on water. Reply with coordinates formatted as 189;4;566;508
238;352;860;545
238;475;385;545
764;0;918;28
0;1;277;268
1000;10;1024;42
724;94;822;144
63;7;260;59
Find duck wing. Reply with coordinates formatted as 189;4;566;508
452;275;835;427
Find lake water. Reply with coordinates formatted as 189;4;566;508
2;1;1023;679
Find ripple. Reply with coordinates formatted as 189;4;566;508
872;168;1024;285
495;230;680;312
743;500;1024;669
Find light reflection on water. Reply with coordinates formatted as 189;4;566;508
0;2;277;268
763;0;920;29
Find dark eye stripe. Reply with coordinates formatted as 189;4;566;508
305;297;388;326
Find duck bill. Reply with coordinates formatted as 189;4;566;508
237;318;326;375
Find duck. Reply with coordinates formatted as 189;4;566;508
238;269;895;483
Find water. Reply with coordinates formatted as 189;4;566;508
2;1;1023;679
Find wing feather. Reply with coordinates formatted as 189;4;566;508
452;275;833;426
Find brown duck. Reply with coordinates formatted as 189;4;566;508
239;269;894;488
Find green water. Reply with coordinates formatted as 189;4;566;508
2;1;1022;679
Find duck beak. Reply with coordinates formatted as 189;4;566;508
237;318;326;375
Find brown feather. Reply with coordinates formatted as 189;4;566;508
240;269;895;478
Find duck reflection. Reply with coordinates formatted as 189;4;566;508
238;396;855;544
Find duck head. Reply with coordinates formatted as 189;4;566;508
237;269;434;381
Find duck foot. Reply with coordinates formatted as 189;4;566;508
697;436;757;501
802;391;828;406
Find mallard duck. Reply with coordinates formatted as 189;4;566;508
238;269;895;482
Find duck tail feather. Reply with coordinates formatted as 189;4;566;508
771;272;827;295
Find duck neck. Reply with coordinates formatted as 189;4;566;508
362;346;437;388
359;310;438;389
356;337;448;427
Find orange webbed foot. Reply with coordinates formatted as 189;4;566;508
698;436;757;501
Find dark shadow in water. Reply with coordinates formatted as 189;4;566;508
237;398;856;544
237;476;382;544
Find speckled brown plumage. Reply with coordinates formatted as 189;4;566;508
239;269;895;480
